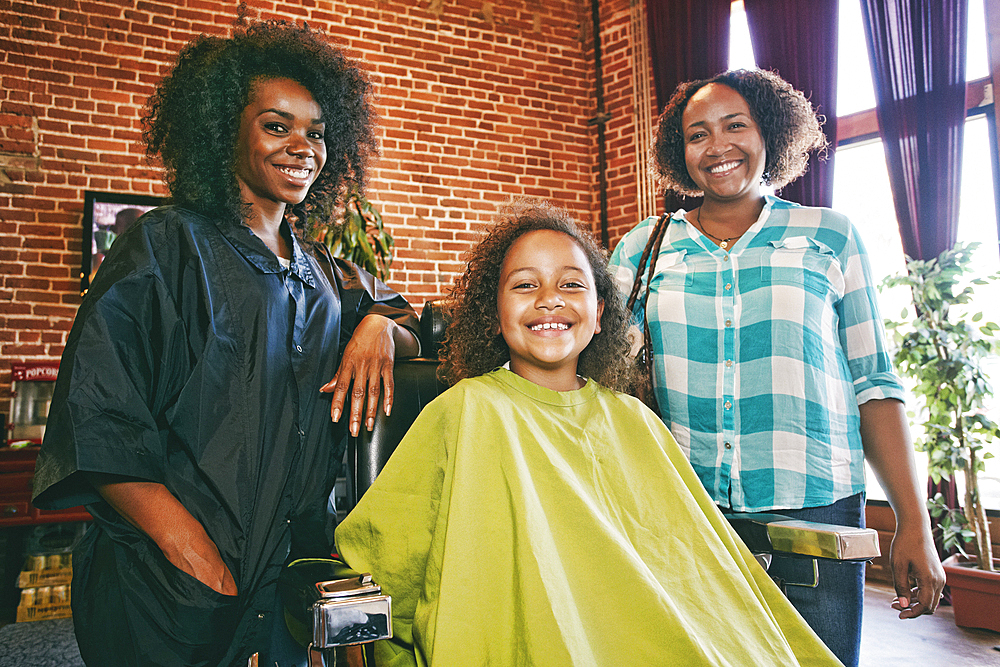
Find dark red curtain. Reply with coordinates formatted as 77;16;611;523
646;0;732;111
862;0;968;566
646;0;731;212
861;0;968;262
744;0;839;208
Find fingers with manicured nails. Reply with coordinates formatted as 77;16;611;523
321;373;342;422
886;517;946;620
352;356;393;433
890;557;945;619
892;568;910;618
320;314;399;432
914;567;944;616
896;595;929;619
363;366;383;432
382;363;394;417
347;361;375;436
349;379;365;436
322;367;353;424
891;549;918;618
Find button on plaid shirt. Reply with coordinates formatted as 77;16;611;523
610;196;904;511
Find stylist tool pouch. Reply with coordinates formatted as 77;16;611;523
279;558;392;656
624;213;670;417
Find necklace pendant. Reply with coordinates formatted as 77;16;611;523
720;240;728;249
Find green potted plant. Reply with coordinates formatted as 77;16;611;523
883;242;1000;632
306;187;395;282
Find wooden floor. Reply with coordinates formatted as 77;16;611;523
0;582;998;666
860;582;1000;667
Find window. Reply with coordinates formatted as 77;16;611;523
730;0;1000;508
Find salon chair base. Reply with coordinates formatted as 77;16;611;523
279;558;390;666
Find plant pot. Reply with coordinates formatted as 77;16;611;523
942;553;1000;633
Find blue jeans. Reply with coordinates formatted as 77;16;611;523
751;492;866;667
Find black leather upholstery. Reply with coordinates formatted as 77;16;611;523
345;359;447;505
418;299;449;359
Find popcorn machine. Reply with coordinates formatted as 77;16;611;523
6;362;59;448
1;361;89;525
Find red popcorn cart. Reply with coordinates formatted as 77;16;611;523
6;362;59;448
2;362;89;526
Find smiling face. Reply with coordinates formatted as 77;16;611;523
497;229;604;392
682;83;766;205
234;77;327;221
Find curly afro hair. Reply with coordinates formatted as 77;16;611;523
440;201;634;393
142;19;378;231
652;69;828;196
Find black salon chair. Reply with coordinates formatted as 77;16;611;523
279;302;448;667
344;300;449;508
281;300;880;666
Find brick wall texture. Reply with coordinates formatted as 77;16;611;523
0;0;652;402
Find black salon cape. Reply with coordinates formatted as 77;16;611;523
32;206;418;667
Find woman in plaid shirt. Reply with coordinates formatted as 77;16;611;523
609;69;944;667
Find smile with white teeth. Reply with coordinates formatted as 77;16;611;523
529;322;570;331
709;160;741;174
277;166;311;178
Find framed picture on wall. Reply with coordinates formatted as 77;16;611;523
80;190;165;295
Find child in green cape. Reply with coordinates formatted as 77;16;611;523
336;202;842;667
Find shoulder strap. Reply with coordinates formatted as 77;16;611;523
624;213;670;413
625;213;671;313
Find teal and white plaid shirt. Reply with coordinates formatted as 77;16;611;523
609;196;905;512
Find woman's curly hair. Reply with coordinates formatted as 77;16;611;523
440;201;633;393
652;69;828;196
142;19;377;232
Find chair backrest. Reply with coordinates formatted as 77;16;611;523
418;299;449;360
344;301;449;507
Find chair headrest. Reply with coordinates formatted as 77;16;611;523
419;300;450;358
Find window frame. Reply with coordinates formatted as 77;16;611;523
833;75;1000;512
836;77;1000;232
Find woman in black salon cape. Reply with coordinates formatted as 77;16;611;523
32;21;419;667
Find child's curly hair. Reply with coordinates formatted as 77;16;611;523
440;202;633;392
142;19;377;234
652;69;828;196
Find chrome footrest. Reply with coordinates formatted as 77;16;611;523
280;558;393;652
312;589;392;648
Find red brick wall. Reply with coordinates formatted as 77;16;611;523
343;0;600;302
0;0;648;405
599;0;654;246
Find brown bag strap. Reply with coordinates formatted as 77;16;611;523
624;213;670;407
625;213;670;328
625;214;670;312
